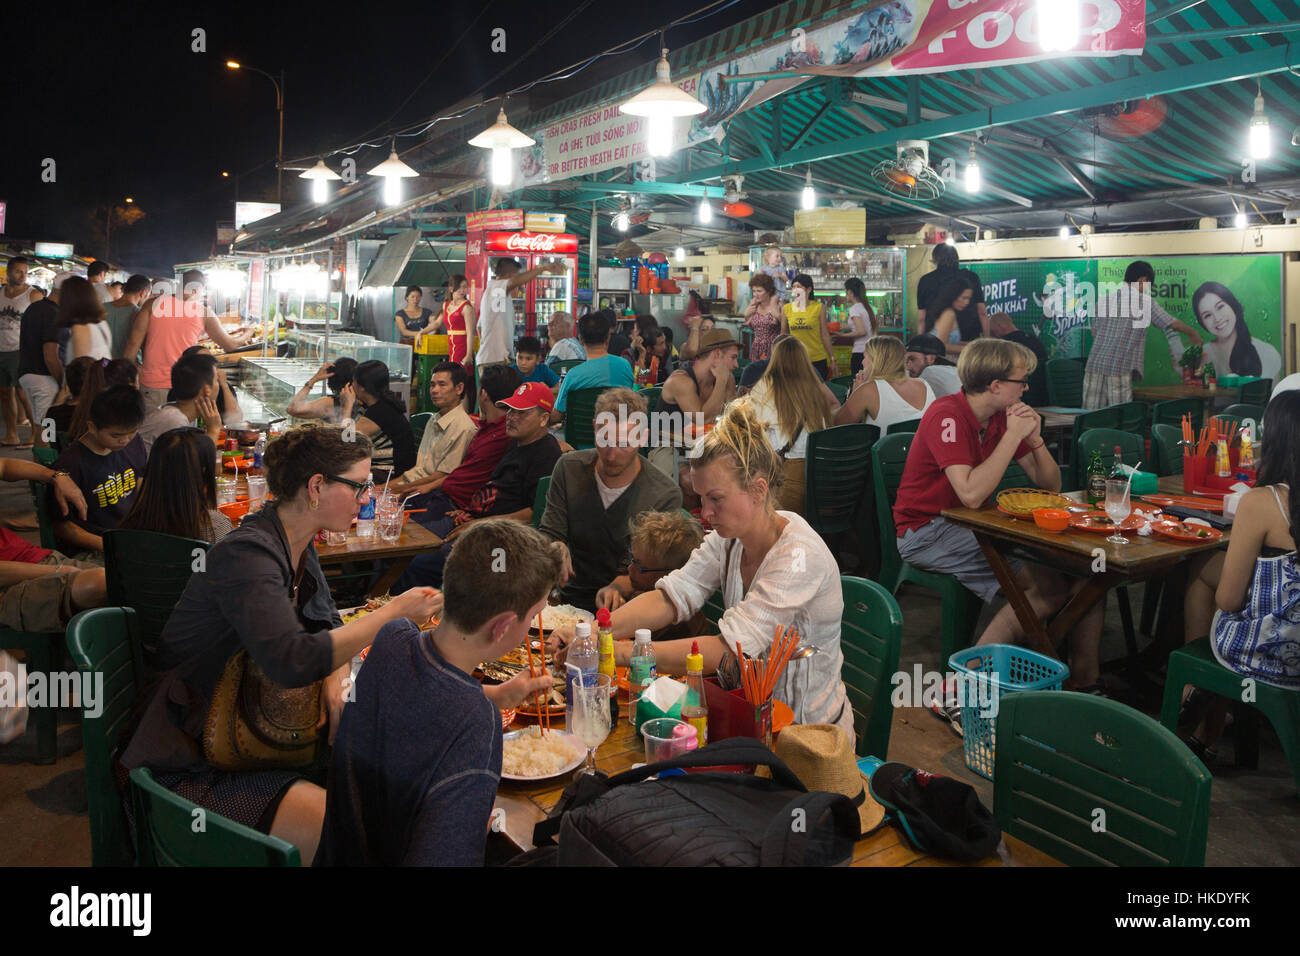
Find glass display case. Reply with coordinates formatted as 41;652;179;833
233;332;412;422
747;245;907;336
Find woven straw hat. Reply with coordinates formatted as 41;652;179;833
775;724;885;834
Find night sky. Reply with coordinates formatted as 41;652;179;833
3;0;780;276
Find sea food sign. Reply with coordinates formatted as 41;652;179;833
515;0;1144;186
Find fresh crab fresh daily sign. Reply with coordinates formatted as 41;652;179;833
515;0;1144;186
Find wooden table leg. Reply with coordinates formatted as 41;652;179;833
1046;573;1113;645
974;533;1059;660
367;558;413;598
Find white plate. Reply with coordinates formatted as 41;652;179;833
500;729;585;782
530;605;594;633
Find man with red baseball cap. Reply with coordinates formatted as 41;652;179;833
393;381;563;591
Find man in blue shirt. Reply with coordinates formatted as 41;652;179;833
316;519;562;866
553;309;634;420
513;336;559;393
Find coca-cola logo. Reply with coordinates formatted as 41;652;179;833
486;231;577;253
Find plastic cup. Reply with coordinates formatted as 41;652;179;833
326;530;348;547
215;477;238;505
640;718;695;764
246;476;268;510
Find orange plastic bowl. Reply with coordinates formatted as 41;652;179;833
1032;508;1071;533
217;497;251;523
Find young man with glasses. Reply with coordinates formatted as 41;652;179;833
537;388;681;609
893;339;1106;728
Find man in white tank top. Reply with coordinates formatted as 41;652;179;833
0;258;42;446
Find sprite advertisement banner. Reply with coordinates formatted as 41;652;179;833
968;254;1285;385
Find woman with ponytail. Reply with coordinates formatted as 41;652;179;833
550;399;853;738
340;359;415;483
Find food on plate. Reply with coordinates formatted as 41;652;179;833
535;604;593;631
502;726;582;777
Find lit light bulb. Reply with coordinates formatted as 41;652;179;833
964;146;981;194
1038;0;1079;52
697;198;712;224
801;168;816;211
383;176;402;206
648;115;674;158
490;146;513;186
614;210;629;232
945;234;956;246
1249;93;1271;160
1235;211;1247;229
1059;225;1070;239
675;246;685;263
311;178;327;204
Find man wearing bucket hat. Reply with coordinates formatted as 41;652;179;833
648;328;740;485
904;333;962;398
775;724;886;837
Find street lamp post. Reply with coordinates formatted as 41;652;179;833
226;61;285;204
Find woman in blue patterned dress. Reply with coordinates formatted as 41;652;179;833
1181;390;1300;762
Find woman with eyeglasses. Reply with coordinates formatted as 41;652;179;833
122;422;443;865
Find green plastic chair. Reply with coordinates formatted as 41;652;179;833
827;382;849;404
1046;358;1085;407
994;460;1034;493
1238;378;1271;406
1150;423;1184;477
828;375;855;393
701;589;726;629
1068;406;1122;490
885;419;920;435
1151;398;1203;434
552;358;585;376
1077;428;1144;474
994;691;1211;866
839;576;902;759
530;475;551;529
1160;637;1300;794
409;411;434;447
102;530;208;669
639;386;662;409
1;626;64;764
29;479;59;551
129;767;301;866
32;446;57;467
562;386;607;451
871;433;982;664
1114;400;1148;436
65;607;144;866
803;423;878;540
1222;403;1264;426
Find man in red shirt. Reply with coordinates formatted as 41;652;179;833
894;339;1104;703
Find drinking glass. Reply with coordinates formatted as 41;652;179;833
376;494;403;542
571;672;613;777
246;476;268;511
215;477;238;505
326;530;348;547
1104;477;1131;545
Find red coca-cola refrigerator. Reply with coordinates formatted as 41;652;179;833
465;228;578;340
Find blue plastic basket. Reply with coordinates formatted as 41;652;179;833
947;644;1069;780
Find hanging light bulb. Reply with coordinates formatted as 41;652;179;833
468;106;536;187
299;158;342;205
1235;210;1248;229
1249;82;1271;160
697;197;713;224
945;234;956;246
1038;0;1079;52
675;245;686;263
801;168;816;210
1059;225;1070;239
613;208;630;232
964;142;981;194
620;48;705;159
367;145;419;207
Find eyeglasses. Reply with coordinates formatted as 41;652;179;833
630;557;675;574
325;474;374;501
997;377;1031;386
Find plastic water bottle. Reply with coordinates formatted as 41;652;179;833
565;620;597;727
253;432;266;469
355;474;376;537
629;629;656;725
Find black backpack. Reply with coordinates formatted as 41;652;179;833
518;737;861;866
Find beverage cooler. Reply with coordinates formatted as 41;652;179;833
465;229;578;341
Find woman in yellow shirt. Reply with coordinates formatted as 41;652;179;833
781;273;837;380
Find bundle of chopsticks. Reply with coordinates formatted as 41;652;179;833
736;625;800;706
1181;413;1240;457
524;612;551;733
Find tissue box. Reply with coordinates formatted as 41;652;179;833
634;676;685;734
1129;471;1158;495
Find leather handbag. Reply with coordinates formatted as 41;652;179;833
202;650;322;771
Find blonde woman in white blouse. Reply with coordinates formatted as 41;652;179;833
551;399;853;740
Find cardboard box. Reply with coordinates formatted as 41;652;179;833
794;208;866;246
524;212;566;233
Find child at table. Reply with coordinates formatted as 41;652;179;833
316;519;560;866
595;510;707;640
1179;390;1300;763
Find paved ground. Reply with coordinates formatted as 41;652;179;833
0;440;1296;866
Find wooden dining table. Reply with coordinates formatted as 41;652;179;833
314;522;443;597
493;716;1061;867
1033;406;1086;465
941;474;1229;664
1132;383;1232;409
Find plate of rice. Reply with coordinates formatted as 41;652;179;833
530;605;594;633
500;726;585;781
